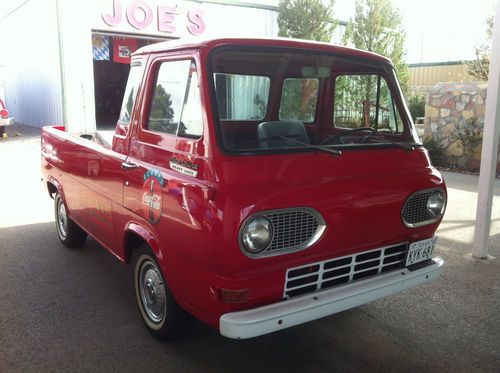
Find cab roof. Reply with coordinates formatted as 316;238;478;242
133;37;392;65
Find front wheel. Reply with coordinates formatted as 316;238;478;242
54;193;87;248
133;246;194;340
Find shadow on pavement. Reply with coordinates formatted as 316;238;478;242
438;218;500;234
1;222;499;372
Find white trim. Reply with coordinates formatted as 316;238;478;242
199;0;278;11
220;257;444;339
56;0;68;128
283;242;408;298
473;1;500;259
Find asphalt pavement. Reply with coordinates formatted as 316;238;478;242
0;124;499;372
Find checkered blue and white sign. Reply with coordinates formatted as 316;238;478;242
92;34;110;61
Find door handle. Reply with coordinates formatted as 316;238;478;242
121;161;138;171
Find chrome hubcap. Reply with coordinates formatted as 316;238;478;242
57;200;68;238
139;261;166;323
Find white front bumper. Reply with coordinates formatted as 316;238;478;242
220;257;444;339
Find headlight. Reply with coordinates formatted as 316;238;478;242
240;216;273;254
402;187;446;228
427;190;445;218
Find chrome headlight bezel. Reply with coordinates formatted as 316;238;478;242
427;190;446;218
239;215;274;255
402;187;447;228
238;207;326;258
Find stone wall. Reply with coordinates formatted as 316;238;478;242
423;82;499;172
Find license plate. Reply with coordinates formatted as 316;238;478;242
406;237;438;266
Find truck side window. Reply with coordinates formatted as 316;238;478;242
148;60;203;139
279;78;319;123
334;74;403;132
178;62;203;138
118;64;142;125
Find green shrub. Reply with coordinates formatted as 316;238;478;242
408;94;425;122
423;138;446;167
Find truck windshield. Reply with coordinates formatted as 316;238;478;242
210;48;420;154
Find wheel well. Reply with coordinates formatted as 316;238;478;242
124;231;147;263
47;182;58;198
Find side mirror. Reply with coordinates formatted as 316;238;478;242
115;123;129;136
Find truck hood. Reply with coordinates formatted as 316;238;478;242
210;147;445;275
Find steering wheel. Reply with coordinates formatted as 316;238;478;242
319;127;376;145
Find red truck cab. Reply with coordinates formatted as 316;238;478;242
41;38;446;340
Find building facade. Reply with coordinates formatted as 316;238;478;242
0;0;278;133
409;61;477;94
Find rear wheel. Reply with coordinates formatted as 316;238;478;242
54;193;87;248
133;245;194;340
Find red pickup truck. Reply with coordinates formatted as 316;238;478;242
41;38;446;340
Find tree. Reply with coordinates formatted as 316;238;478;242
279;78;319;122
343;0;410;94
467;15;493;81
408;94;425;122
150;85;174;121
277;1;336;122
150;85;175;133
278;0;336;42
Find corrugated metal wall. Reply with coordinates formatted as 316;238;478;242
409;62;474;88
0;0;63;128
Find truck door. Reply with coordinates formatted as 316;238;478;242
122;56;212;301
113;61;144;157
76;60;144;255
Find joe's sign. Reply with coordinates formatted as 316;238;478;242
102;0;205;36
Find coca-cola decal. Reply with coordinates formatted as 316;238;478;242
142;169;164;224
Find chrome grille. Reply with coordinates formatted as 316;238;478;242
265;210;318;251
284;243;408;298
402;188;446;228
240;208;326;258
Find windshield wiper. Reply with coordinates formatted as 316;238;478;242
379;141;417;151
359;134;418;151
279;136;342;156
